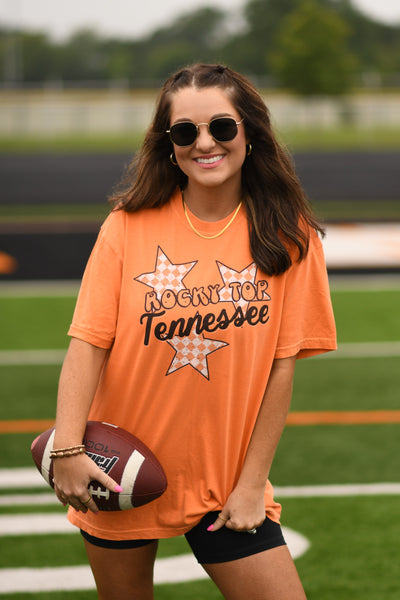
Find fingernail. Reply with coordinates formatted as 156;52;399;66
207;525;214;532
114;485;123;493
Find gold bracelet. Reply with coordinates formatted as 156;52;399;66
50;445;86;459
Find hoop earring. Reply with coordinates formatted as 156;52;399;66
246;143;252;156
170;152;178;166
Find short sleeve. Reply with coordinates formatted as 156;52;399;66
275;229;337;359
68;212;124;348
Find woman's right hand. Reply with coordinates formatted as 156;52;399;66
52;453;121;514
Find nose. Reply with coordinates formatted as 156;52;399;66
195;123;215;150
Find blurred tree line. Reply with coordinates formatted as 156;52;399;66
1;0;399;95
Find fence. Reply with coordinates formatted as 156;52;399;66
1;90;400;136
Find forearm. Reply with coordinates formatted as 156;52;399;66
237;355;297;492
54;337;108;448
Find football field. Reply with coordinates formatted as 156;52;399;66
0;276;399;599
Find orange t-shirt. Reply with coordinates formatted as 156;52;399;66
67;190;336;540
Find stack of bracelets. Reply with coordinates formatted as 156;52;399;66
49;444;86;459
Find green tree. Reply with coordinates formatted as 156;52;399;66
0;30;54;82
55;29;108;81
219;0;298;76
270;0;358;94
338;0;400;83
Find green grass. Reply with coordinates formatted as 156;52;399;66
1;496;399;599
0;132;143;154
0;284;399;598
284;496;400;600
2;199;400;224
312;199;400;222
1;125;399;155
0;297;75;349
332;289;400;343
279;125;400;151
0;582;224;600
271;424;400;485
292;356;400;411
0;365;61;420
0;288;398;350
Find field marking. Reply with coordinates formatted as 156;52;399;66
0;275;399;297
286;410;400;425
274;482;400;498
2;406;400;435
0;419;55;433
1;340;399;368
0;349;66;365
317;341;400;359
0;492;58;506
0;529;308;593
1;469;399;498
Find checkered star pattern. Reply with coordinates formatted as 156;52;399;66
217;261;259;310
135;246;196;296
167;330;228;379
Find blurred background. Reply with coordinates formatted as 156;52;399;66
0;0;399;279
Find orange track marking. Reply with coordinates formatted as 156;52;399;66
286;410;400;426
0;419;55;434
1;412;400;434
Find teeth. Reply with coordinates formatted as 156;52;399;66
196;155;224;164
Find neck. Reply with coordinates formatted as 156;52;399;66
183;182;243;222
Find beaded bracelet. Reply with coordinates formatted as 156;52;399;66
50;444;86;459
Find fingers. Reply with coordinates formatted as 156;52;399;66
207;512;229;532
54;480;122;514
94;470;122;495
55;489;99;513
53;455;123;514
207;511;265;533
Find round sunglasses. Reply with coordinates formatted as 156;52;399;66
167;117;244;147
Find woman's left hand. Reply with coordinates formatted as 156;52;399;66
208;485;266;533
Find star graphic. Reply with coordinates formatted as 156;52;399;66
217;261;269;310
166;330;228;379
135;246;197;296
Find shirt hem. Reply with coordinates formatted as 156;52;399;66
275;338;337;360
68;326;114;350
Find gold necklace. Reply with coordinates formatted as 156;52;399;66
183;199;242;240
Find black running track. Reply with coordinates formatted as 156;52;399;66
1;152;399;279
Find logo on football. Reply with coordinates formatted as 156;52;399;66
31;421;167;510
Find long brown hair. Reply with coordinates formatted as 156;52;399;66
110;63;324;275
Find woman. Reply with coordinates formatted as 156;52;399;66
53;63;336;599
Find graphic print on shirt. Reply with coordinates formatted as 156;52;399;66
135;246;271;379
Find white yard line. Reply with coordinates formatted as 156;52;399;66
0;349;66;365
1;468;399;497
318;341;400;359
0;281;80;298
1;341;399;366
0;493;58;506
0;468;46;489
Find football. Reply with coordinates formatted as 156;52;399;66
31;421;167;511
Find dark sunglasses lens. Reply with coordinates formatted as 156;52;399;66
210;118;238;142
170;123;197;146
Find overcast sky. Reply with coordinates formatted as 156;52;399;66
0;0;399;41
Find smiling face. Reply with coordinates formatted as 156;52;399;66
169;86;247;199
